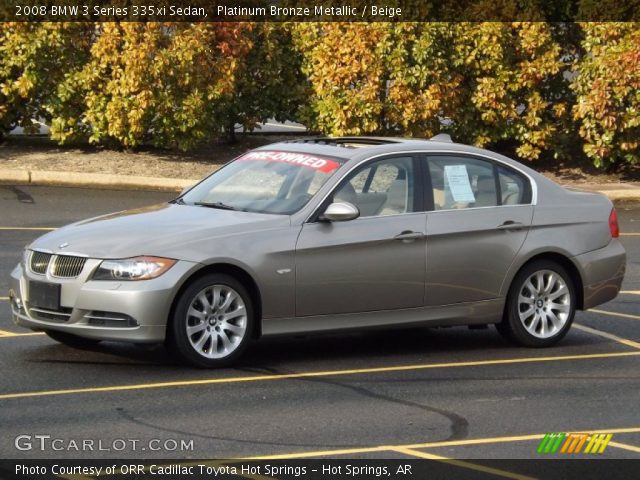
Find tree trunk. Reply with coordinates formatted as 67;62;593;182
226;119;237;144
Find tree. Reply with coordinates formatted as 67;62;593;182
216;22;309;142
3;19;638;171
292;22;392;135
384;23;461;138
572;23;640;168
386;22;570;161
293;22;570;162
0;22;92;140
49;22;252;150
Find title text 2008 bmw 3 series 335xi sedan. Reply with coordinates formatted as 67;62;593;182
9;136;626;367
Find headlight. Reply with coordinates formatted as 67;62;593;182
93;256;177;281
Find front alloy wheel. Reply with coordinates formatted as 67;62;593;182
497;260;576;347
168;274;253;367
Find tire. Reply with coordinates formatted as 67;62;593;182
496;260;576;347
167;273;254;368
45;330;101;349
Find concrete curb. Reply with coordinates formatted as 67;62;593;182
0;168;30;184
565;184;640;203
0;167;638;201
0;168;199;192
595;190;640;202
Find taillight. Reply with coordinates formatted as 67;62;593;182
609;208;620;238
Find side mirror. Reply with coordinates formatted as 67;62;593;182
320;202;360;222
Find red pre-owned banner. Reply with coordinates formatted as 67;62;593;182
239;151;341;174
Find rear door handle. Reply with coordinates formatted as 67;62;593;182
497;221;525;231
394;231;424;242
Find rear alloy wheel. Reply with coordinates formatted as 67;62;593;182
497;260;576;347
45;330;101;349
168;274;254;368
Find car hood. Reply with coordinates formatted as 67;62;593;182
29;203;291;260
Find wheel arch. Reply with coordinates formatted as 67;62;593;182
507;252;584;311
167;263;263;339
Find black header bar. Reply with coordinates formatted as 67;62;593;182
1;0;639;22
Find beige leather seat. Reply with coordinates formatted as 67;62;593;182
474;175;498;207
500;177;519;205
433;188;445;209
380;179;408;215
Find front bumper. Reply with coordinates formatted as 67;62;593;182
9;259;199;343
574;239;626;310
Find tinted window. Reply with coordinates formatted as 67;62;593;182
334;157;415;217
428;156;498;210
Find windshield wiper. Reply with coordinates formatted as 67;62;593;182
170;197;185;205
195;201;243;211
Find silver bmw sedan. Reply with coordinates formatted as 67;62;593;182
9;136;626;367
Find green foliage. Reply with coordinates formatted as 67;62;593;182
49;22;253;150
572;23;640;168
295;22;571;162
446;22;569;162
292;23;391;135
1;21;638;169
216;23;309;140
0;22;92;138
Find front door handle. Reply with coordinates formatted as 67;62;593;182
497;221;525;231
394;231;424;242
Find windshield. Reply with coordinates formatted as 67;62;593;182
180;151;345;215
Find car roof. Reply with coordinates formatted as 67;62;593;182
256;135;444;160
255;135;541;177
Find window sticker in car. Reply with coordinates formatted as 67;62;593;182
444;165;476;202
239;151;341;173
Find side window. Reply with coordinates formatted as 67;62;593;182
498;166;529;205
334;157;415;217
428;156;498;210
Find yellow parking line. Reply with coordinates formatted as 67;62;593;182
0;226;57;231
620;291;640;295
590;309;640;321
608;441;640;454
1;350;638;401
243;427;640;460
620;233;640;236
0;297;8;301
574;324;640;350
391;447;536;480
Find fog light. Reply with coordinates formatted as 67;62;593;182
85;311;139;328
9;289;23;311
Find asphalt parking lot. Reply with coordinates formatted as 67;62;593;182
0;185;638;468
